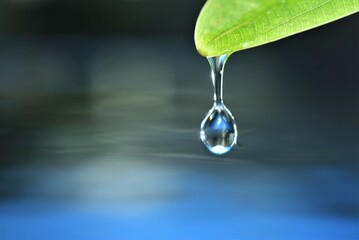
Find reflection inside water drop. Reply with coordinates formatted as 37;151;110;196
200;54;238;155
200;103;237;155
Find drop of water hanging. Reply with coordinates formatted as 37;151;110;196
200;54;238;155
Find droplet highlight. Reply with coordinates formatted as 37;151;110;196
200;54;238;155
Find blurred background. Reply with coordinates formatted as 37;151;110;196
0;1;358;239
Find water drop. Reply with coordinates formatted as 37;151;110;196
200;54;238;155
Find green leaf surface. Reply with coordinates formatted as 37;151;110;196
195;0;359;56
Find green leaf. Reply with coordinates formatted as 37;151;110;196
194;0;359;56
